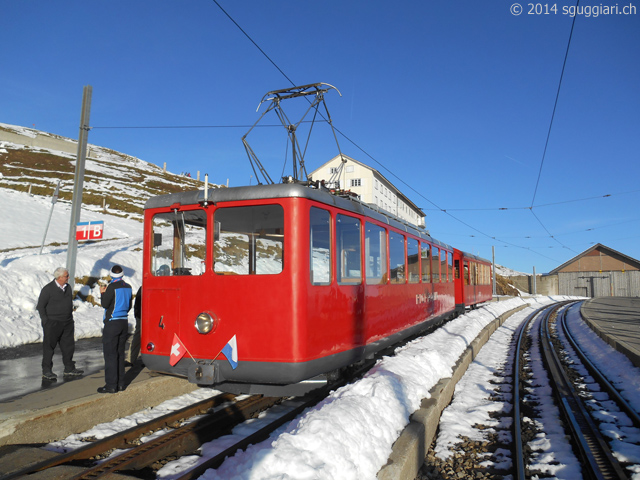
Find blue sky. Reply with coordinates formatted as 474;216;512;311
3;1;639;274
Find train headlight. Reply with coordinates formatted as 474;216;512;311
195;312;218;334
146;342;155;352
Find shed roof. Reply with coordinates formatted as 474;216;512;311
548;243;640;274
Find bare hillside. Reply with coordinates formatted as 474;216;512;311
0;123;221;221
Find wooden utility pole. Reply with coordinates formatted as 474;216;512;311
66;85;92;289
492;246;496;297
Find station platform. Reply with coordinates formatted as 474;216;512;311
580;297;640;369
0;364;198;447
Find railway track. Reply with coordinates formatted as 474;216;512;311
513;301;640;480
1;351;382;480
0;392;239;480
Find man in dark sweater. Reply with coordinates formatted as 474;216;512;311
36;267;84;381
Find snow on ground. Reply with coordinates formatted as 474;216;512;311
495;264;529;276
45;293;573;480
0;188;142;347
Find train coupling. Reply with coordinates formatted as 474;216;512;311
188;363;217;385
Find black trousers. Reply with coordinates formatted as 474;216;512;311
42;320;76;373
102;319;128;389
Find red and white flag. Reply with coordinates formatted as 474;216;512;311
169;333;187;366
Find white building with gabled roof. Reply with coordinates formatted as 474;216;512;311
308;154;426;229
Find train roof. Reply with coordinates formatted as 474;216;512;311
145;183;453;250
453;248;492;265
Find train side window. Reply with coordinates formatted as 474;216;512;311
432;247;440;283
463;261;469;286
310;207;331;285
407;238;419;283
336;214;361;284
365;222;387;285
447;252;453;282
454;259;460;279
440;249;447;282
151;210;206;276
421;243;431;283
213;205;284;275
389;231;405;284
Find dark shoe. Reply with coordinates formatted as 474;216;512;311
118;385;126;392
63;368;84;377
42;372;57;381
97;386;117;394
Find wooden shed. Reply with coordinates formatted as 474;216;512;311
549;244;640;297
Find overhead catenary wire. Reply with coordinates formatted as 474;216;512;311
530;0;580;209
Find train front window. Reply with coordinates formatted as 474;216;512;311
213;205;284;275
151;210;207;276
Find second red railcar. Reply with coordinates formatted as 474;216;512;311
453;248;493;313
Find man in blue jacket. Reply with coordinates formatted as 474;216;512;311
98;265;133;393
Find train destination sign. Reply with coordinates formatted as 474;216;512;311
76;221;104;241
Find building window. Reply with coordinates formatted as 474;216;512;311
351;178;362;187
346;165;354;173
330;167;339;174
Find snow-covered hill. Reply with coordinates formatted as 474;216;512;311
0;123;222;348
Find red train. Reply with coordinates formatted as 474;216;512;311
140;183;492;395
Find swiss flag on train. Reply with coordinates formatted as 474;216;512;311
169;333;187;366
